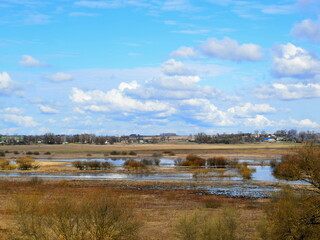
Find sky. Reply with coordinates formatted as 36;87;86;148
1;0;320;136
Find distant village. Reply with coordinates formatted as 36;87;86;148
0;129;319;145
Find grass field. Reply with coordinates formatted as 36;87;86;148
0;180;265;240
0;142;299;159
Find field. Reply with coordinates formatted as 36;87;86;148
0;142;298;159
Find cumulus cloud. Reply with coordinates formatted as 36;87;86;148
84;105;110;113
45;72;73;82
38;104;59;114
180;98;234;126
199;37;263;62
0;107;24;114
255;83;320;100
292;18;320;43
0;72;19;95
2;114;38;127
171;46;198;58
148;75;201;91
20;55;46;67
272;43;320;78
244;115;274;128
161;59;194;76
69;86;174;114
228;103;276;117
290;118;319;128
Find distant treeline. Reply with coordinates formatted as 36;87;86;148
0;129;319;145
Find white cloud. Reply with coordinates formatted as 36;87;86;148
38;104;59;114
261;5;294;14
255;83;320;100
1;107;24;114
290;118;319;128
118;80;139;91
2;114;38;127
173;29;210;34
69;88;92;103
199;37;263;62
84;105;109;113
46;72;73;82
244;115;274;128
69;12;98;17
149;75;201;90
20;55;46;67
171;46;198;58
0;72;16;95
162;0;195;11
75;1;120;8
161;59;193;76
272;43;320;77
228;103;276;117
69;86;174;113
180;98;234;126
292;18;320;43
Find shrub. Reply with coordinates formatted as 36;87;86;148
180;155;206;167
16;158;39;170
175;208;237;240
121;151;128;155
152;152;162;157
73;160;85;170
73;160;112;170
0;151;5;157
86;160;101;170
128;151;137;156
207;157;227;167
44;152;51;155
26;151;33;155
101;161;111;169
10;193;141;240
14;151;20;155
33;151;40;155
0;159;16;170
258;188;320;240
110;151;121;155
238;163;255;180
204;199;222;209
124;159;145;168
141;159;153;165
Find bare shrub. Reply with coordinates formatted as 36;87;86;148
238;163;255;180
258;188;320;240
73;160;85;170
124;159;145;168
207;157;228;168
180;155;206;167
16;157;39;170
175;208;237;240
129;151;137;156
9;193;141;240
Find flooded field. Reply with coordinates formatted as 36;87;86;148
0;157;304;198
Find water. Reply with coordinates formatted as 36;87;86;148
2;158;306;198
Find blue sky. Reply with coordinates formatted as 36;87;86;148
1;0;320;135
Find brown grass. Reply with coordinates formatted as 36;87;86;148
0;180;266;240
0;142;298;160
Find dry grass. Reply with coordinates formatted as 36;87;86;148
0;180;266;240
0;143;298;160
